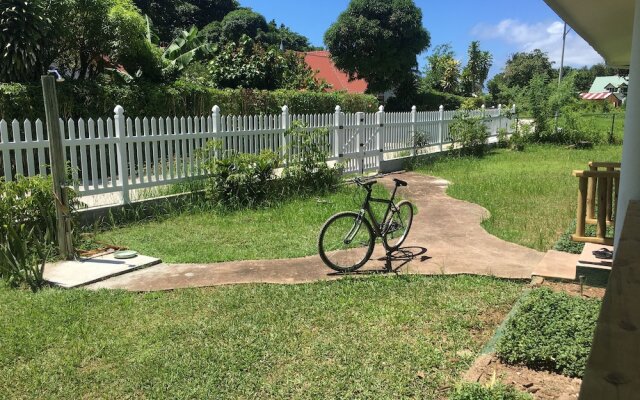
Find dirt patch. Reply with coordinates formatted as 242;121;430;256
463;354;581;400
540;280;605;299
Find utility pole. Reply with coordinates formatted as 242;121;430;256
42;75;74;260
555;22;572;133
558;22;571;86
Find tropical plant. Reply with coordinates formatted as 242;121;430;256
461;41;493;96
324;0;430;93
424;44;461;94
0;224;46;292
0;0;51;82
162;26;212;72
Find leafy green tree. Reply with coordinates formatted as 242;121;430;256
262;20;311;51
220;8;268;43
324;0;430;93
43;0;163;81
461;41;492;96
423;44;460;94
134;0;238;42
526;73;551;138
0;0;51;82
109;0;164;81
502;49;554;88
208;36;324;91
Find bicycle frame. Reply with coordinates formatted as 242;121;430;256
357;183;401;239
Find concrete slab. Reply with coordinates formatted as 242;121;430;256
44;253;161;288
577;243;613;269
531;250;579;280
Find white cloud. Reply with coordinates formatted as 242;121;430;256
471;19;604;67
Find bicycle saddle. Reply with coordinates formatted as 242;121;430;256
393;178;407;187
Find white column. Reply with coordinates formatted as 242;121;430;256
615;0;640;247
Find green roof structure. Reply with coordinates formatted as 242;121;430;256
588;75;629;93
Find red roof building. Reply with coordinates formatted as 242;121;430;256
303;51;368;93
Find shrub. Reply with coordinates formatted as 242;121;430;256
202;147;280;210
449;111;489;156
496;288;601;377
0;81;378;120
0;175;78;290
451;382;532;400
282;122;342;195
201;123;342;210
550;110;605;145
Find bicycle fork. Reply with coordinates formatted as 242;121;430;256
343;210;366;244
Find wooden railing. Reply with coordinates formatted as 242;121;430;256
572;162;621;245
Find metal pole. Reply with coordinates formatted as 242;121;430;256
41;76;74;260
558;22;568;86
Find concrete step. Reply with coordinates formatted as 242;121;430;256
531;250;579;280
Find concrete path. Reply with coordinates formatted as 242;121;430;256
88;172;545;291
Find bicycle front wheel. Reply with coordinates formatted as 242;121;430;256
318;212;375;273
383;200;414;251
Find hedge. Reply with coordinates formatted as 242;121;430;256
0;81;379;120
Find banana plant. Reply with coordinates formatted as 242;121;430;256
162;26;212;72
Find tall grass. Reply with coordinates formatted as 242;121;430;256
413;145;622;251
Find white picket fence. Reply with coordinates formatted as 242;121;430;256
0;104;515;204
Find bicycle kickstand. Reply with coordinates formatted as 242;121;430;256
385;250;393;272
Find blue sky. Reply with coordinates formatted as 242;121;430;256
241;0;603;78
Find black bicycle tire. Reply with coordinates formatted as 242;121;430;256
382;200;414;251
318;211;375;273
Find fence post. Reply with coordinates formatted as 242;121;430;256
356;111;364;173
376;105;385;166
411;105;417;157
281;105;289;161
212;105;220;134
42;75;74;260
497;104;503;132
512;104;518;135
211;105;221;159
114;105;130;204
334;105;343;163
438;104;444;152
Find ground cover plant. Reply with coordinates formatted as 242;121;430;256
450;381;532;400
0;275;523;399
496;288;601;378
412;144;622;251
95;184;389;263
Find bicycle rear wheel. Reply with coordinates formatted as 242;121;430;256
382;200;414;251
318;212;375;273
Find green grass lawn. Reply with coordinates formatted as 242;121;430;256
0;275;523;399
96;185;391;263
413;144;622;251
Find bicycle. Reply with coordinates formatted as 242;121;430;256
318;177;414;273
